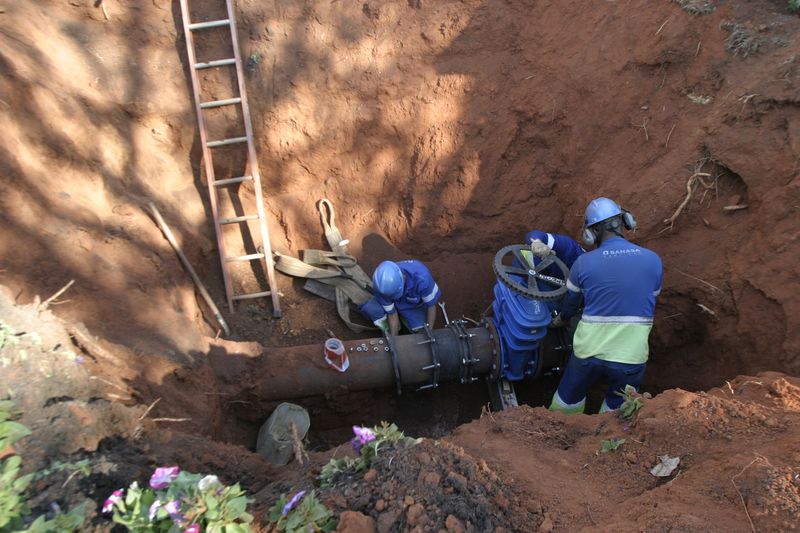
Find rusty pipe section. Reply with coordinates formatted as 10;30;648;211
246;322;498;401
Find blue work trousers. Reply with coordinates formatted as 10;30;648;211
359;297;427;332
556;354;647;409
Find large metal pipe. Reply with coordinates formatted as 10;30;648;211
243;322;499;401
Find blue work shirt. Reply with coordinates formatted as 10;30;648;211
375;260;441;315
561;236;662;364
525;230;585;271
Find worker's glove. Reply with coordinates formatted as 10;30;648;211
550;314;566;328
530;239;554;259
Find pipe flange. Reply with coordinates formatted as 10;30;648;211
417;324;440;392
454;320;479;384
482;318;503;382
384;333;403;396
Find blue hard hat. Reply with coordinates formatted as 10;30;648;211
373;261;404;300
584;197;623;227
525;230;548;244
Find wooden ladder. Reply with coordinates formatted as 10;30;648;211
177;0;281;317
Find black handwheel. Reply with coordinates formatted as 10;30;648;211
493;244;570;300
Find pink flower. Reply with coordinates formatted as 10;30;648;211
149;466;180;489
102;489;124;513
184;525;201;533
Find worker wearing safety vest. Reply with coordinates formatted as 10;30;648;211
549;197;663;414
359;260;441;336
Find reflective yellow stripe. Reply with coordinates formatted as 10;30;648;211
549;391;586;414
520;249;534;268
573;321;651;364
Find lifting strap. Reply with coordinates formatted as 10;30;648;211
272;199;377;333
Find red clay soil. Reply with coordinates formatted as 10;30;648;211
1;0;800;532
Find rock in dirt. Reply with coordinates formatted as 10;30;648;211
419;470;441;487
539;514;554;533
376;509;401;533
406;503;428;527
337;511;376;533
445;514;466;533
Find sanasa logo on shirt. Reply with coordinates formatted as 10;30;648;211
602;248;642;256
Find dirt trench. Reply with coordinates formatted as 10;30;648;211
1;0;800;531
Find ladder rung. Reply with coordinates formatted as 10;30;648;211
207;136;247;148
188;19;231;31
225;253;265;263
232;291;272;301
194;58;236;70
219;215;259;225
201;97;242;109
214;175;253;187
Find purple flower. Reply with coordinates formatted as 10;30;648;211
165;499;183;523
282;490;306;516
149;466;180;489
102;489;124;513
148;499;162;521
351;425;376;453
185;525;200;533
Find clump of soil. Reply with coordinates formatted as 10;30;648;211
317;439;542;532
451;372;800;532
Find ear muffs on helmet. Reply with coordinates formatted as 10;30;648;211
582;226;597;246
622;210;637;231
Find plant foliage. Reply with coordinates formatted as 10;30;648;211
0;401;86;532
267;490;336;533
105;469;254;532
599;438;626;453
319;422;420;488
615;385;645;420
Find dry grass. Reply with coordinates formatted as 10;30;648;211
673;0;715;15
721;22;762;57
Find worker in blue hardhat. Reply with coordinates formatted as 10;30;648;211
549;197;663;414
359;260;441;336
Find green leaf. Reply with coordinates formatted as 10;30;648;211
285;511;304;530
320;517;339;532
227;495;247;517
0;420;31;448
13;472;33;493
599;438;626;453
205;493;219;511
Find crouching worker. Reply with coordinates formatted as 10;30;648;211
549;197;662;414
521;230;585;274
518;230;585;313
359;260;441;336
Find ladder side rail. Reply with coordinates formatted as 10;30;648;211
178;0;235;311
225;0;282;318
